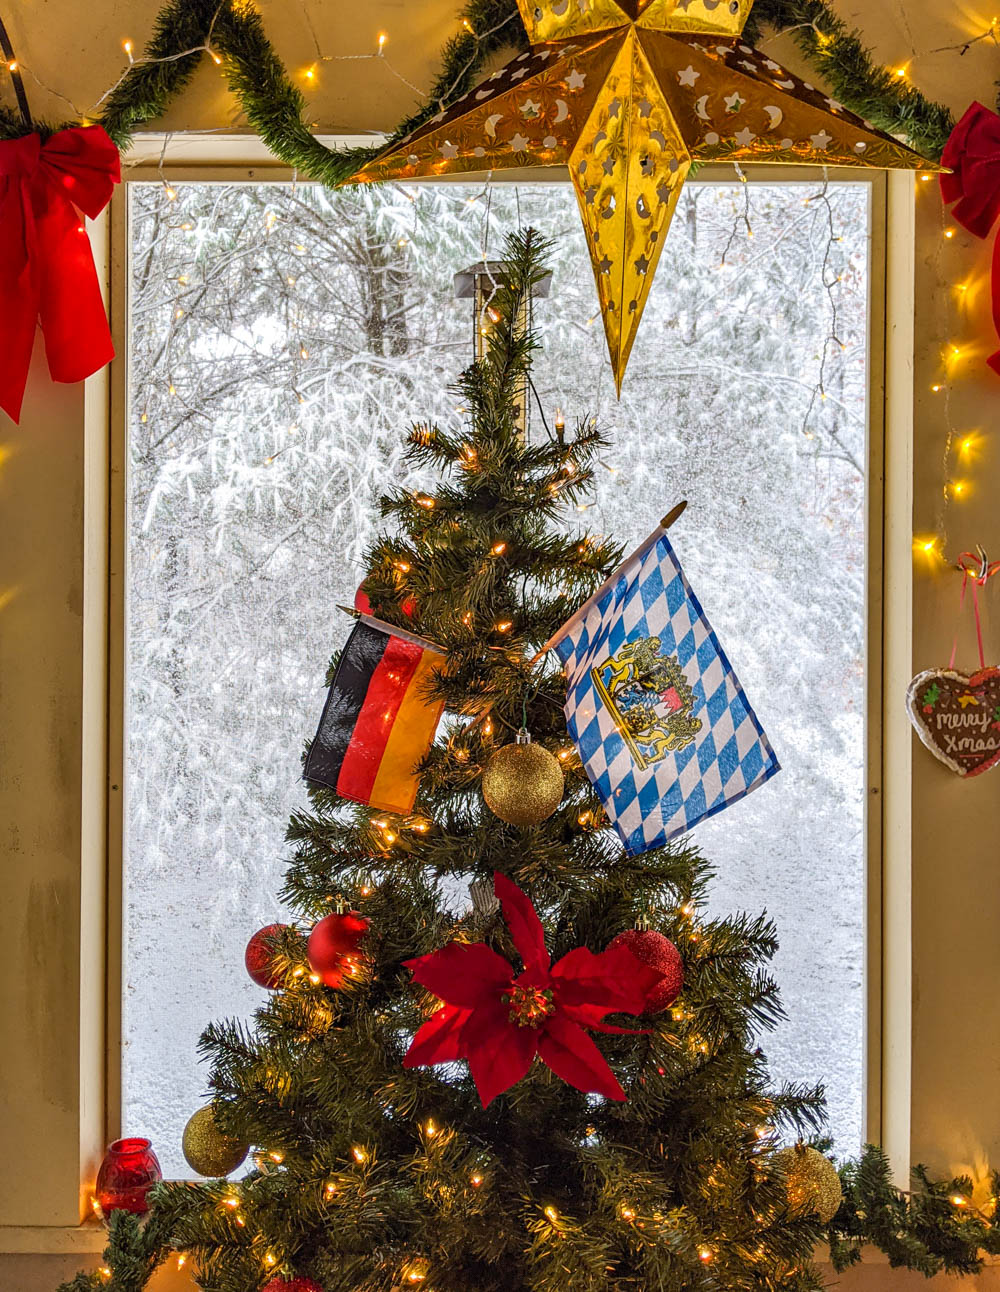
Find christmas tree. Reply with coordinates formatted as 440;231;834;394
123;224;836;1292
61;225;1000;1292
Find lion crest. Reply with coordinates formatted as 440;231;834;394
591;635;702;768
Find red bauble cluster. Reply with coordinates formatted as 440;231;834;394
245;924;291;989
262;1279;324;1292
609;928;684;1013
95;1137;162;1218
307;910;370;988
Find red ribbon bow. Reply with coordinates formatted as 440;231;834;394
0;126;121;423
941;102;1000;376
403;872;667;1107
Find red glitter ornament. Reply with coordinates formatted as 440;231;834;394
609;928;684;1013
262;1279;324;1292
307;909;369;988
245;924;291;989
95;1137;162;1217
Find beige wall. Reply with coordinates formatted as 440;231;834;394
2;2;1000;1289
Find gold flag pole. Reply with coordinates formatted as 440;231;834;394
529;501;688;666
336;606;446;656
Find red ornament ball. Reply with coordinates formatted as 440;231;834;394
245;924;291;989
610;927;684;1013
355;581;416;619
307;910;370;988
262;1280;324;1292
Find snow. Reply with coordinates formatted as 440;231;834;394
123;178;867;1177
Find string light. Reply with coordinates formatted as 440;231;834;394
470;1173;483;1187
352;1145;369;1163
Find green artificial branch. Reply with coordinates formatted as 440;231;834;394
55;227;1000;1292
0;0;957;161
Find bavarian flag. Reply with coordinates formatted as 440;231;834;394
543;514;779;857
304;613;445;814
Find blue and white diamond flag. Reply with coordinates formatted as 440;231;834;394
545;521;779;857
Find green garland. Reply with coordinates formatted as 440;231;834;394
0;0;955;169
55;1145;1000;1290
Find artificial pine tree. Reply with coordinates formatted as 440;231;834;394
60;227;1000;1292
141;225;832;1291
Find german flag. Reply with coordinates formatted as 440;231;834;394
304;614;445;814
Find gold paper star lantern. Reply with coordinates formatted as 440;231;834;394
351;0;933;392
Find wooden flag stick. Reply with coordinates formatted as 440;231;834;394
530;500;689;665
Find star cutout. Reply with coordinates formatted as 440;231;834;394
351;0;936;394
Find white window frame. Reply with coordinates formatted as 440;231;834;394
0;135;915;1261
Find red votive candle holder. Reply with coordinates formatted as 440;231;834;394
95;1138;162;1217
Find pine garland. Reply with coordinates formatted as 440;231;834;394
0;0;955;164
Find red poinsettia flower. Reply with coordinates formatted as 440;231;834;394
402;873;667;1106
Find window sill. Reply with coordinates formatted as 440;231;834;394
0;1224;108;1255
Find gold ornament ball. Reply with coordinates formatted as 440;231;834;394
775;1145;843;1223
481;738;564;827
182;1106;249;1178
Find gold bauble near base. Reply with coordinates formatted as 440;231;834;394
182;1105;250;1178
481;729;564;827
774;1144;843;1223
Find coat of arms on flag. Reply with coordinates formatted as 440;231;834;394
304;612;445;815
544;511;779;856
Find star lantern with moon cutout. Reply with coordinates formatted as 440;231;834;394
351;0;935;393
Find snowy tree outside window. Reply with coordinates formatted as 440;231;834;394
124;178;871;1178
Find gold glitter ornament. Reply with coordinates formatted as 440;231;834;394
350;0;935;395
775;1144;843;1223
182;1106;250;1178
481;729;564;827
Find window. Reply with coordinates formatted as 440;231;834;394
123;176;873;1177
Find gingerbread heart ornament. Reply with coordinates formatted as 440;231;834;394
906;667;1000;777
